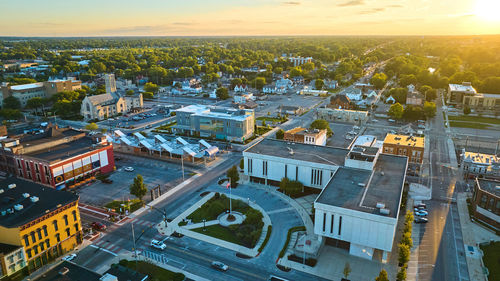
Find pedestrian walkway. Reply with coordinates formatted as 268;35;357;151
456;192;499;281
90;240;124;256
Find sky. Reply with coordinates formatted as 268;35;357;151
0;0;499;36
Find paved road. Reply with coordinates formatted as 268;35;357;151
414;93;469;281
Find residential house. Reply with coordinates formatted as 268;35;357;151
234;84;248;92
263;84;277;94
324;80;338;89
386;95;396;104
406;91;424;106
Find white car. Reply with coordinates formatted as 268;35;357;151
124;167;134;172
151;239;166;250
353;126;360;130
62;253;77;261
211;261;229;271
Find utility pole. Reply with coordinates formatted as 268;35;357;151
131;222;137;269
181;154;185;181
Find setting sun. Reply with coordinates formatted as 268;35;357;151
475;0;500;21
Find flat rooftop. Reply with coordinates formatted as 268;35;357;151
384;133;424;148
20;127;83;147
0;177;79;228
463;151;499;165
478;179;500;197
176;104;252;121
26;136;106;163
35;261;101;281
10;82;44;91
316;154;407;218
245;138;348;166
449;83;476;93
0;242;21;254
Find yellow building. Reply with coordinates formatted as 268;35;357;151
0;178;82;271
383;134;425;164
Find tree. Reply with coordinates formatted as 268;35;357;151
276;129;285;140
254;77;266;90
310;119;332;136
315;79;324;90
423;101;436;118
126;89;135;96
130;174;147;201
398;243;410;266
463;105;471;115
216;87;229;100
26;97;44;114
3;96;21;110
227;165;239;188
239;158;244;169
85;122;99;131
0;109;22;120
280;178;303;197
424;88;437;101
399;74;417;87
403;105;424;121
375;269;389;281
370;73;387;90
388;103;404;119
231;78;243;88
343;262;351;280
142;92;154;99
144;82;159;94
396;268;407;281
401;231;413;248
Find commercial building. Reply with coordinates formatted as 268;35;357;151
173;105;255;142
329;95;352;110
36;261;148;281
383;133;425;165
0;177;82;271
316;107;368;124
288;56;313;67
1;78;82;107
243;137;407;261
0;124;115;190
460;151;500;180
279;105;305;115
283;127;327;146
470;178;500;231
80;92;143;121
0;243;26;279
462;93;500;111
447;82;477;105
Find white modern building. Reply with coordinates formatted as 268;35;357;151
243;137;407;262
461;150;500;179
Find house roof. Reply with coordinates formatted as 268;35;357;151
34;261;101;281
384;133;424;148
331;94;350;104
86;93;116;106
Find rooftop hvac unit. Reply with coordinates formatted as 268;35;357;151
8;184;16;189
30;196;39;203
376;202;385;209
380;208;390;215
22;193;30;198
13;204;23;211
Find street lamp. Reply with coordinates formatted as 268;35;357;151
203;219;206;231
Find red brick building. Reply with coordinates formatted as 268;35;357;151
0;125;114;190
471;178;500;231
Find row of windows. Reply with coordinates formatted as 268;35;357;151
25;223;79;259
476;191;500;215
322;213;342;236
262;161;268;176
23;211;78;246
311;169;323;186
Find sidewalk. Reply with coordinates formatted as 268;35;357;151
456;192;499;281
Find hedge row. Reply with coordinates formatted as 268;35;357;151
278;226;306;258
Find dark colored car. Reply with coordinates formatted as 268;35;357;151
91;222;107;231
414;217;428;223
101;178;113;184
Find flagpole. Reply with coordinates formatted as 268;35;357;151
229;178;232;215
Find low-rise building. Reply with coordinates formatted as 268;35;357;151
1;78;81;107
406;91;424;106
80;93;143;121
283;127;327;146
0;177;82;271
383;134;424;165
329;95;352;109
447;82;477;105
300;87;328;96
233;93;254;104
316;107;368;124
460;151;500;180
0;243;26;279
0;124;115;189
279;105;305;115
288;56;313;67
462;93;500;111
470;178;500;231
233;84;248;92
174;104;255;142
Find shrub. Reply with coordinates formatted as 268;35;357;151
401;232;413;248
396;267;407;281
398;243;410;265
258;225;272;252
279;226;306;258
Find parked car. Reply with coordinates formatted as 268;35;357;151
353;126;360;130
414;217;428;223
415;210;428;217
414;203;427;209
62;253;77;261
211;261;229;271
150;239;166;250
101;178;113;184
124;167;134;172
91;222;107;231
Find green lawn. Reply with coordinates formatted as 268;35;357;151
105;199;143;214
192;224;242;244
255;126;272;135
448;115;500;125
480;241;500;281
448;121;491;129
118;260;185;281
256;116;286;123
187;194;250;223
155;121;177;131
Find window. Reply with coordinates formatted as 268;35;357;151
248;159;252;173
26;249;32;259
481;195;488;208
311;169;323;186
23;235;30;246
322;213;326;232
30;232;36;243
284;165;287;178
37;228;42;240
45;239;50;248
72;210;77;221
338;216;342;235
53;220;58;231
42;225;48;236
33;245;38;255
55;234;60;243
330;215;334;234
39;242;44;251
296;166;298;181
488;198;495;210
63;215;68;226
65;228;70;237
263;161;268;176
74;223;79;233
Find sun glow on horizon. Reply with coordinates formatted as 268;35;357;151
474;0;500;21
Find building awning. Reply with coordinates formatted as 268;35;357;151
133;132;145;140
204;146;219;157
139;140;153;150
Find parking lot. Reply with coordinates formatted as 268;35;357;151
97;107;173;131
326;122;360;148
255;94;324;118
78;155;193;206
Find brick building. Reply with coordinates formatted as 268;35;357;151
283;127;327;146
471;178;500;231
382;134;425;165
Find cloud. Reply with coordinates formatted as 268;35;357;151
99;25;169;34
282;1;301;5
359;8;385;15
337;0;365;7
388;4;404;8
171;22;195;26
